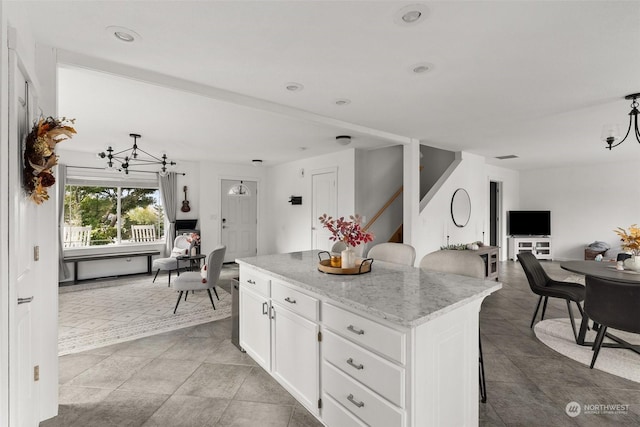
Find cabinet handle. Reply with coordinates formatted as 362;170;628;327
347;394;365;408
284;297;296;304
18;296;34;305
347;325;365;335
262;302;268;315
247;279;256;284
346;358;364;370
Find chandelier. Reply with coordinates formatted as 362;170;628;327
601;93;640;150
97;133;176;175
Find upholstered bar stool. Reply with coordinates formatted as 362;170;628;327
420;249;489;403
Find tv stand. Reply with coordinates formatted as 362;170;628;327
508;236;552;261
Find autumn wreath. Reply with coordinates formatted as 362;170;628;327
23;116;76;204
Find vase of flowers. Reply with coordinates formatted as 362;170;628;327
319;214;374;269
614;225;640;271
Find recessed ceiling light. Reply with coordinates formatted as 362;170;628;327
299;147;308;151
335;98;351;106
285;82;304;92
409;62;434;74
394;4;429;27
105;26;141;43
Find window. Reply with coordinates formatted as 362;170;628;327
64;184;164;247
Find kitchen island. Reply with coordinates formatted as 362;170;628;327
236;250;501;427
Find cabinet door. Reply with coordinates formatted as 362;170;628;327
239;287;271;370
272;303;320;415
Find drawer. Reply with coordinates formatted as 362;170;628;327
323;362;404;427
239;269;270;297
322;393;367;427
272;281;319;321
323;330;404;407
323;303;406;364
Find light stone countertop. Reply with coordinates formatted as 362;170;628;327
236;250;502;328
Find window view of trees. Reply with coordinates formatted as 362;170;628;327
64;185;164;246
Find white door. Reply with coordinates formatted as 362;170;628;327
311;170;337;251
221;179;258;262
8;49;38;427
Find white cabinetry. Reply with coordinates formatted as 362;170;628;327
238;258;495;427
322;304;406;426
239;271;321;416
239;270;271;370
271;281;320;415
508;237;552;261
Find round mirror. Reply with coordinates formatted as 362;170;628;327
451;188;471;228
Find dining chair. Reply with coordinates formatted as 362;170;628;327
517;252;585;342
367;242;416;266
152;235;191;285
172;245;226;314
584;275;640;368
419;249;488;403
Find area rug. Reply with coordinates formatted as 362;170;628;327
58;266;237;356
534;318;640;383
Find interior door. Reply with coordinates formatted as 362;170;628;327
8;49;38;427
221;179;258;263
311;170;337;251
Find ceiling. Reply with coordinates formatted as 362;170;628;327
14;1;640;170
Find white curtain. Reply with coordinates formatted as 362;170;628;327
58;164;70;280
159;172;178;256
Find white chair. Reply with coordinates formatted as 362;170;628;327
367;242;416;266
152;235;191;285
131;225;156;242
419;249;488;403
63;226;92;247
172;245;226;314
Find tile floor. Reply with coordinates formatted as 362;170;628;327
42;261;640;426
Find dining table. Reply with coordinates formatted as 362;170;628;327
560;260;640;348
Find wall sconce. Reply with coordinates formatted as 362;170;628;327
289;196;302;205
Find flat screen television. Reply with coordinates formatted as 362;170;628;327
507;211;551;236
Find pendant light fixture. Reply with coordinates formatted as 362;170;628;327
601;93;640;150
97;133;176;175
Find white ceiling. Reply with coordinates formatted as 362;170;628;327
14;1;640;170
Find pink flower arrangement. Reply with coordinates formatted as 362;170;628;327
187;232;200;246
319;214;374;247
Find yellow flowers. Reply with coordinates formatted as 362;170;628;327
614;224;640;255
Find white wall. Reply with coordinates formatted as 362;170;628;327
520;160;640;260
198;162;268;256
355;145;403;246
411;153;521;264
265;149;356;254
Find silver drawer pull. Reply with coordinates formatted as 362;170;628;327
346;358;364;370
284;297;296;304
18;296;34;305
347;394;365;408
347;325;365;335
247;279;256;284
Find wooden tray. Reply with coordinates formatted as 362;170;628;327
317;251;373;275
